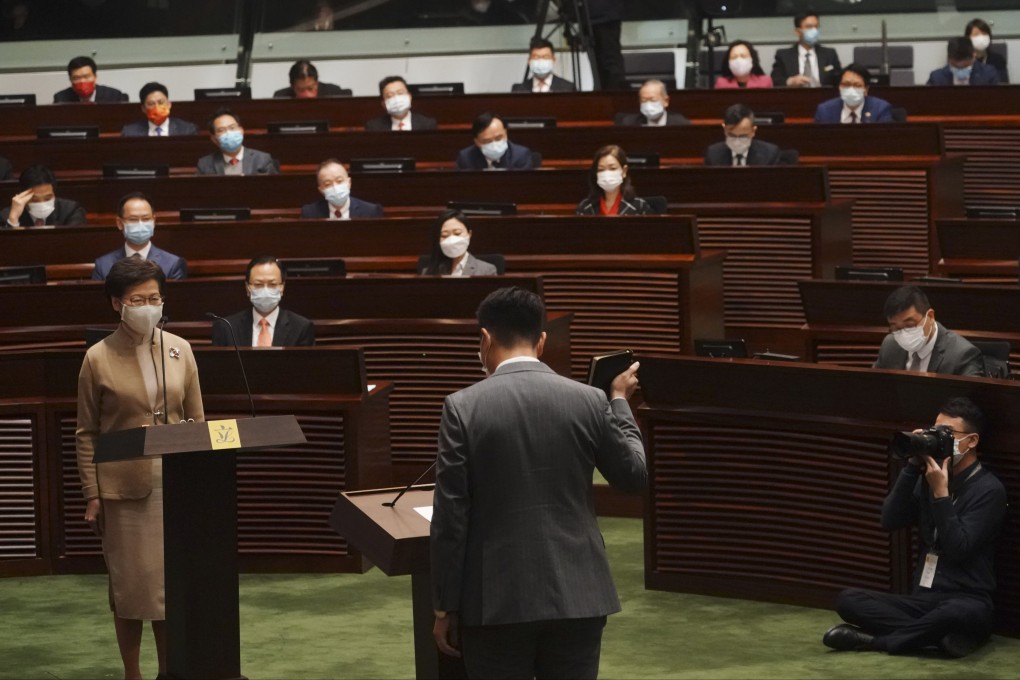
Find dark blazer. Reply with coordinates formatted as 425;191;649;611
576;195;652;215
510;74;576;93
272;82;348;98
1;197;86;228
927;61;1000;86
53;84;128;103
196;148;279;176
873;322;983;377
120;118;199;137
92;244;187;281
0;156;11;181
210;308;315;347
364;111;438;131
770;44;842;87
431;361;646;626
813;95;894;124
455;141;537;170
704;139;782;166
299;197;384;219
979;49;1009;84
614;111;690;127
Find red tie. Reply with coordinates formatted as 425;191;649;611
229;158;239;166
334;209;342;218
34;218;44;226
399;120;406;130
257;319;271;347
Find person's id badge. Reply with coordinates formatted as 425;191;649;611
920;552;938;589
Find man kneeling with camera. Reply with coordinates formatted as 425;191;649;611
823;397;1007;657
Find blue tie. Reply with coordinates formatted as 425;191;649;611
155;126;163;136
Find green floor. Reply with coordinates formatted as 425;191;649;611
3;517;1019;679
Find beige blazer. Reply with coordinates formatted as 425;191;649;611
76;325;204;500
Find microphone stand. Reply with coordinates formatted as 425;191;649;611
383;460;437;508
206;312;257;419
158;315;169;424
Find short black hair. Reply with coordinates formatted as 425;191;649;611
794;13;819;28
840;63;872;86
379;75;408;95
67;56;97;75
139;82;168;102
940;396;985;436
105;257;165;300
19;164;56;190
472;112;503;138
477;286;545;348
965;18;992;39
948;37;974;61
529;37;554;54
723;103;754;126
289;59;318;84
245;255;285;283
883;285;931;319
720;40;765;78
117;191;151;218
208;107;240;134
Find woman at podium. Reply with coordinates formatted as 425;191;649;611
75;257;204;680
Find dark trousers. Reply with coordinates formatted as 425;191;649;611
836;588;994;654
460;616;606;680
590;20;624;90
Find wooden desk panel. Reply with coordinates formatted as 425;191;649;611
936;218;1020;281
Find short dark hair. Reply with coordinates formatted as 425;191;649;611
289;59;319;84
245;255;285;283
883;285;931;319
477;286;545;348
948;37;974;61
105;257;165;300
139;82;168;102
208;107;240;134
840;63;872;86
587;144;636;204
723;103;754;126
421;209;469;275
720;40;765;78
379;75;408;95
67;56;97;75
965;18;992;39
939;396;985;436
794;13;819;28
117;191;151;218
529;37;554;54
472;112;503;138
19;164;56;190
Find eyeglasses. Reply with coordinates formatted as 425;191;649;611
122;295;165;306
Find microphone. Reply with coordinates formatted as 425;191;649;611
206;312;257;419
383;460;437;508
158;315;169;425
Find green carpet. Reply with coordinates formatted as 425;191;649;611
2;518;1018;679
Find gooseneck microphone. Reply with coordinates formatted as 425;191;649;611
383;460;437;508
158;315;169;425
206;312;257;419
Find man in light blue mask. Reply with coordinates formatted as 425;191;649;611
92;192;187;281
927;37;1001;87
770;12;841;88
300;159;384;220
196;108;280;176
454;112;538;171
813;63;894;124
510;37;576;93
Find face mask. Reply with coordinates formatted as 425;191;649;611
385;94;411;117
530;59;554;78
440;235;470;259
249;287;282;315
729;57;753;77
725;136;752;158
892;314;930;353
840;86;865;109
801;27;820;46
146;104;170;127
971;34;991;52
27;199;56;221
323;182;350;207
640;100;665;120
72;80;96;98
121;303;163;336
478;340;490;376
123;220;154;246
481;139;508;162
596;169;624;192
951;65;973;81
951;435;974;467
218;130;244;153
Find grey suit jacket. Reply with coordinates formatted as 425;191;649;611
873;322;983;377
196;147;279;176
420;253;497;276
431;361;646;626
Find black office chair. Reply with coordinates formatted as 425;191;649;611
778;149;800;166
891;107;908;123
970;340;1011;379
530;151;543;168
622;52;677;91
643;195;668;215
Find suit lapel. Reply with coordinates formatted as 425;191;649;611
237;309;255;346
242;152;254;175
273;310;290;347
927;324;948;373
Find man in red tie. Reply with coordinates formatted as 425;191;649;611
299;159;384;219
1;165;87;228
196;108;279;176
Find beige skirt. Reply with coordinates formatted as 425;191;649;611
103;459;164;620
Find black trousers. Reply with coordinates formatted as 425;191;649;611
836;588;994;654
590;20;625;90
460;616;607;680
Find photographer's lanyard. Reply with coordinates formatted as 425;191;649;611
921;463;982;588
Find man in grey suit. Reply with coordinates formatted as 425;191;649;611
431;286;646;679
196;108;279;176
874;285;983;377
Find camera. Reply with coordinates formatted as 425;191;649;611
888;425;954;463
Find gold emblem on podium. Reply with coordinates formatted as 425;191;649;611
208;419;242;450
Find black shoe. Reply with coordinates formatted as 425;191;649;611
939;632;982;658
823;624;875;651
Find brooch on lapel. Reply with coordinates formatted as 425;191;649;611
169;347;181;360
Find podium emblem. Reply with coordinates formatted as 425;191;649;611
208;419;242;450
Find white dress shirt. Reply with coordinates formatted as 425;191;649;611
124;241;153;260
798;44;819;85
449;255;469;277
148;118;172;136
495;355;541;370
840;103;863;124
327;200;351;221
251;305;280;347
532;75;553;93
906;324;939;372
222;148;245;175
391;114;412;130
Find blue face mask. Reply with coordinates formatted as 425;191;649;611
123;220;154;245
218;129;244;153
801;27;820;46
951;65;973;81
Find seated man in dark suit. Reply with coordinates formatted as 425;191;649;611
53;56;128;103
510;37;576;93
927;37;1001;87
873;285;983;376
93;192;186;281
704;104;782;167
197;108;279;176
210;256;315;348
0;156;11;181
365;76;438;131
1;164;86;228
455;112;537;170
615;79;690;127
273;60;347;98
121;82;199;137
300;158;384;219
814;64;894;124
770;13;842;87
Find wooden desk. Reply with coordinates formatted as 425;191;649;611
936;218;1020;281
636;354;1020;634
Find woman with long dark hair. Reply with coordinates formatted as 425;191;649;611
419;209;498;276
576;145;651;216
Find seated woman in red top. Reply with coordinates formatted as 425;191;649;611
575;145;652;216
714;40;774;89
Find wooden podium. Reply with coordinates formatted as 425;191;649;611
95;415;307;680
330;485;466;680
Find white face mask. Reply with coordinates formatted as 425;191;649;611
892;314;931;354
385;94;411;117
478;338;490;376
729;57;753;77
28;199;56;220
640;100;665;121
725;136;752;158
971;34;991;52
952;434;974;467
323;182;350;207
121;303;163;336
529;59;554;78
249;287;282;315
481;139;508;162
597;169;624;192
840;86;865;109
440;235;470;259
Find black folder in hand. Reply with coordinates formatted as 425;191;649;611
586;350;634;399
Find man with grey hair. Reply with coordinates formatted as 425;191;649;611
614;79;689;126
